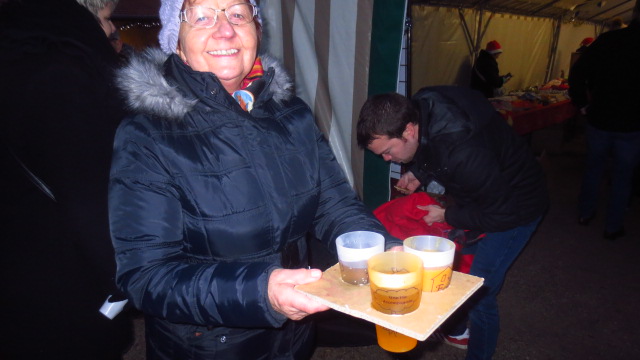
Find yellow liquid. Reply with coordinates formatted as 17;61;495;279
375;325;417;352
422;266;453;292
370;275;422;315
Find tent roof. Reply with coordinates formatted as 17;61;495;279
111;0;636;25
112;1;636;24
414;0;637;25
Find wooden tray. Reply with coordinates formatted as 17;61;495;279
295;263;483;340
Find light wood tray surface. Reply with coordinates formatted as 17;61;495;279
295;263;483;340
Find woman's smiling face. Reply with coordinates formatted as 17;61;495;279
177;0;258;93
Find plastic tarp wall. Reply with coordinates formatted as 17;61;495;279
411;7;477;89
412;6;555;93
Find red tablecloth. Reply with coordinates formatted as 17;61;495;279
500;100;577;135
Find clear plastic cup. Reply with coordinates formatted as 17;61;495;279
336;231;385;285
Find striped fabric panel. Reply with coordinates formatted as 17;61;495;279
261;0;376;196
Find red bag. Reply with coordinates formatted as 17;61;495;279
373;192;474;273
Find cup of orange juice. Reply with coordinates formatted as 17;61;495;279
368;251;423;352
403;235;455;292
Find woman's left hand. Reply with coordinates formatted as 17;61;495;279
268;268;330;321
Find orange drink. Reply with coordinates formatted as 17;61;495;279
369;270;422;314
422;265;453;292
368;252;423;353
404;236;455;292
375;324;417;353
368;252;423;315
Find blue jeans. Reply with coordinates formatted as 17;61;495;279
460;217;541;360
579;125;640;232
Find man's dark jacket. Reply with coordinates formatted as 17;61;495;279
409;86;548;232
0;0;133;359
568;23;640;133
470;50;504;98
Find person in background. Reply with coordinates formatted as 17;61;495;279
108;0;399;359
0;0;133;359
77;0;118;38
109;29;135;63
608;17;626;31
576;37;594;53
568;14;640;240
470;40;512;98
357;86;548;360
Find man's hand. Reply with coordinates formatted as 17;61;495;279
268;268;330;321
417;204;445;225
396;171;422;195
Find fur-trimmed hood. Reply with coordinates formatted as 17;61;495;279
115;48;295;120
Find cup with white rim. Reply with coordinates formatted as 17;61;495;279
335;231;385;285
403;235;456;292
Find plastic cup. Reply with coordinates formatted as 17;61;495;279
374;324;418;353
336;231;385;285
368;251;423;352
404;235;455;292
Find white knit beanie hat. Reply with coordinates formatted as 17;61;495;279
158;0;261;54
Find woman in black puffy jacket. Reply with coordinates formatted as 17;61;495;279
108;1;398;359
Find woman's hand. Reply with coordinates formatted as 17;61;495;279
418;204;446;225
396;171;421;195
268;268;330;321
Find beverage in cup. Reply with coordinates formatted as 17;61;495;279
368;251;423;352
375;324;418;353
336;231;385;285
403;235;456;292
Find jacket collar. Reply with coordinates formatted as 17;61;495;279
115;48;295;120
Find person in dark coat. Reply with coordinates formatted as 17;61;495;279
0;0;133;359
470;40;511;98
568;15;640;240
357;86;548;360
108;0;400;359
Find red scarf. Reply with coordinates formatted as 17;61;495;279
240;57;264;90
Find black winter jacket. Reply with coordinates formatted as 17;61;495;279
0;1;133;358
568;23;640;133
470;50;504;98
409;86;548;232
109;49;396;359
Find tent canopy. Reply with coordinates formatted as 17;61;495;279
111;0;637;24
414;0;637;25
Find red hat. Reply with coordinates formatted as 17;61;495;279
580;37;594;47
486;40;503;54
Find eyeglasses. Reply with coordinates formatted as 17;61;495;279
180;3;257;28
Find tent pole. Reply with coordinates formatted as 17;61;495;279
479;11;494;45
545;17;562;83
458;8;475;58
473;9;483;65
406;3;413;95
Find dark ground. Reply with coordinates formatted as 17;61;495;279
124;122;640;360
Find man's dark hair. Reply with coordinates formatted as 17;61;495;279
356;93;418;148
